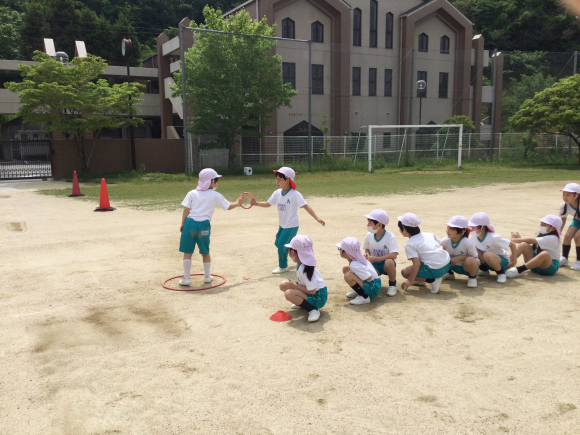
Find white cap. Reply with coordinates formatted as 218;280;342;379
446;215;469;229
364;209;389;226
538;214;563;236
197;168;222;191
560;183;580;194
468;212;495;232
336;237;368;265
397;213;421;228
273;167;296;189
284;235;316;266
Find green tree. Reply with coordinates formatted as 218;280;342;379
173;6;297;161
6;52;144;170
510;74;580;163
502;72;555;130
442;115;475;132
0;7;22;60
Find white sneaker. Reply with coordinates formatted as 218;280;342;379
387;285;397;297
346;290;358;298
291;303;301;309
308;309;321;322
350;295;371;305
441;272;455;281
560;256;569;267
204;275;213;283
430;277;443;294
477;269;491;276
505;267;522;278
179;277;191;286
413;281;427;286
571;261;580;271
272;267;289;274
497;274;507;284
466;277;477;288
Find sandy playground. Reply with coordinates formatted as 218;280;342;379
1;179;579;434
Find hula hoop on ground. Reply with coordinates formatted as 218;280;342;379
162;273;227;291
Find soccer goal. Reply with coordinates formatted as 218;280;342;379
357;124;464;172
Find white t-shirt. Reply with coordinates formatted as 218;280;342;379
559;202;579;220
536;235;561;261
441;236;478;266
267;189;307;229
181;189;231;222
363;230;399;258
349;260;379;281
471;231;511;260
404;232;451;269
296;264;327;291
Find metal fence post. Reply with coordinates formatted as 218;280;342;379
468;133;471;160
498;133;502;159
307;40;312;170
277;136;281;163
343;136;346;158
436;133;439;159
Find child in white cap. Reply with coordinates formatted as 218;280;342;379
468;212;516;284
337;237;382;305
251;166;325;274
179;168;242;286
398;213;451;294
363;209;399;296
506;214;563;278
279;235;327;322
440;215;479;288
558;183;580;270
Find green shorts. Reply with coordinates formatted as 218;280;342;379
179;219;211;254
571;218;580;229
417;261;452;279
372;260;396;276
362;278;382;298
451;264;468;276
531;252;560;276
483;256;510;271
307;287;328;309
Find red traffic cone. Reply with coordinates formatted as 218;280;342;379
270;311;292;322
94;178;116;212
68;171;84;197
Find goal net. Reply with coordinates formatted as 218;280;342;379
355;124;464;172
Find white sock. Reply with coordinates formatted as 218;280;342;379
183;259;191;278
203;262;211;278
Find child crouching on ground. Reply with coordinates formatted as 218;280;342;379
279;235;327;323
440;215;480;288
337;237;382;305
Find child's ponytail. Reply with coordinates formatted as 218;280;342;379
303;265;315;281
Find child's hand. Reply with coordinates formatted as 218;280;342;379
511;231;521;240
317;218;325;226
451;257;460;266
250;197;257;206
180;224;184;233
401;279;412;291
367;255;376;263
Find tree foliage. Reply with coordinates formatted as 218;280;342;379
5;52;144;170
502;72;555;130
172;7;297;160
510;74;580;163
0;6;22;60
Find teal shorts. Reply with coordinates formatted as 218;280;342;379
372;260;396;276
362;278;382;298
451;264;468;276
483;256;510;271
179;219;210;254
307;287;328;309
531;252;560;276
417;261;452;279
571;218;580;229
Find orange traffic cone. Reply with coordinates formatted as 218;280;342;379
94;178;116;212
68;171;84;197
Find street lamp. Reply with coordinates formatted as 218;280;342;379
122;39;136;171
54;51;69;64
416;80;426;125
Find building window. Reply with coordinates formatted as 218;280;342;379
385;13;393;49
282;18;295;39
369;68;377;96
352;67;361;96
282;62;296;89
369;0;378;48
311;21;323;43
439;72;449;98
417;71;427;97
383;132;391;148
384;69;392;97
440;35;450;54
353;8;362;46
312;64;324;94
418;33;428;52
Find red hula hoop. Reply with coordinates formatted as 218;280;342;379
240;192;254;210
162;273;227;291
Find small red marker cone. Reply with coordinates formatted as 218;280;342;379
270;311;292;322
68;171;84;197
94;178;116;212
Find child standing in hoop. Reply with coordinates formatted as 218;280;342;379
558;183;580;270
179;168;242;286
251;167;325;274
279;235;327;323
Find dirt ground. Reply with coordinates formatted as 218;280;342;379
1;179;579;435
